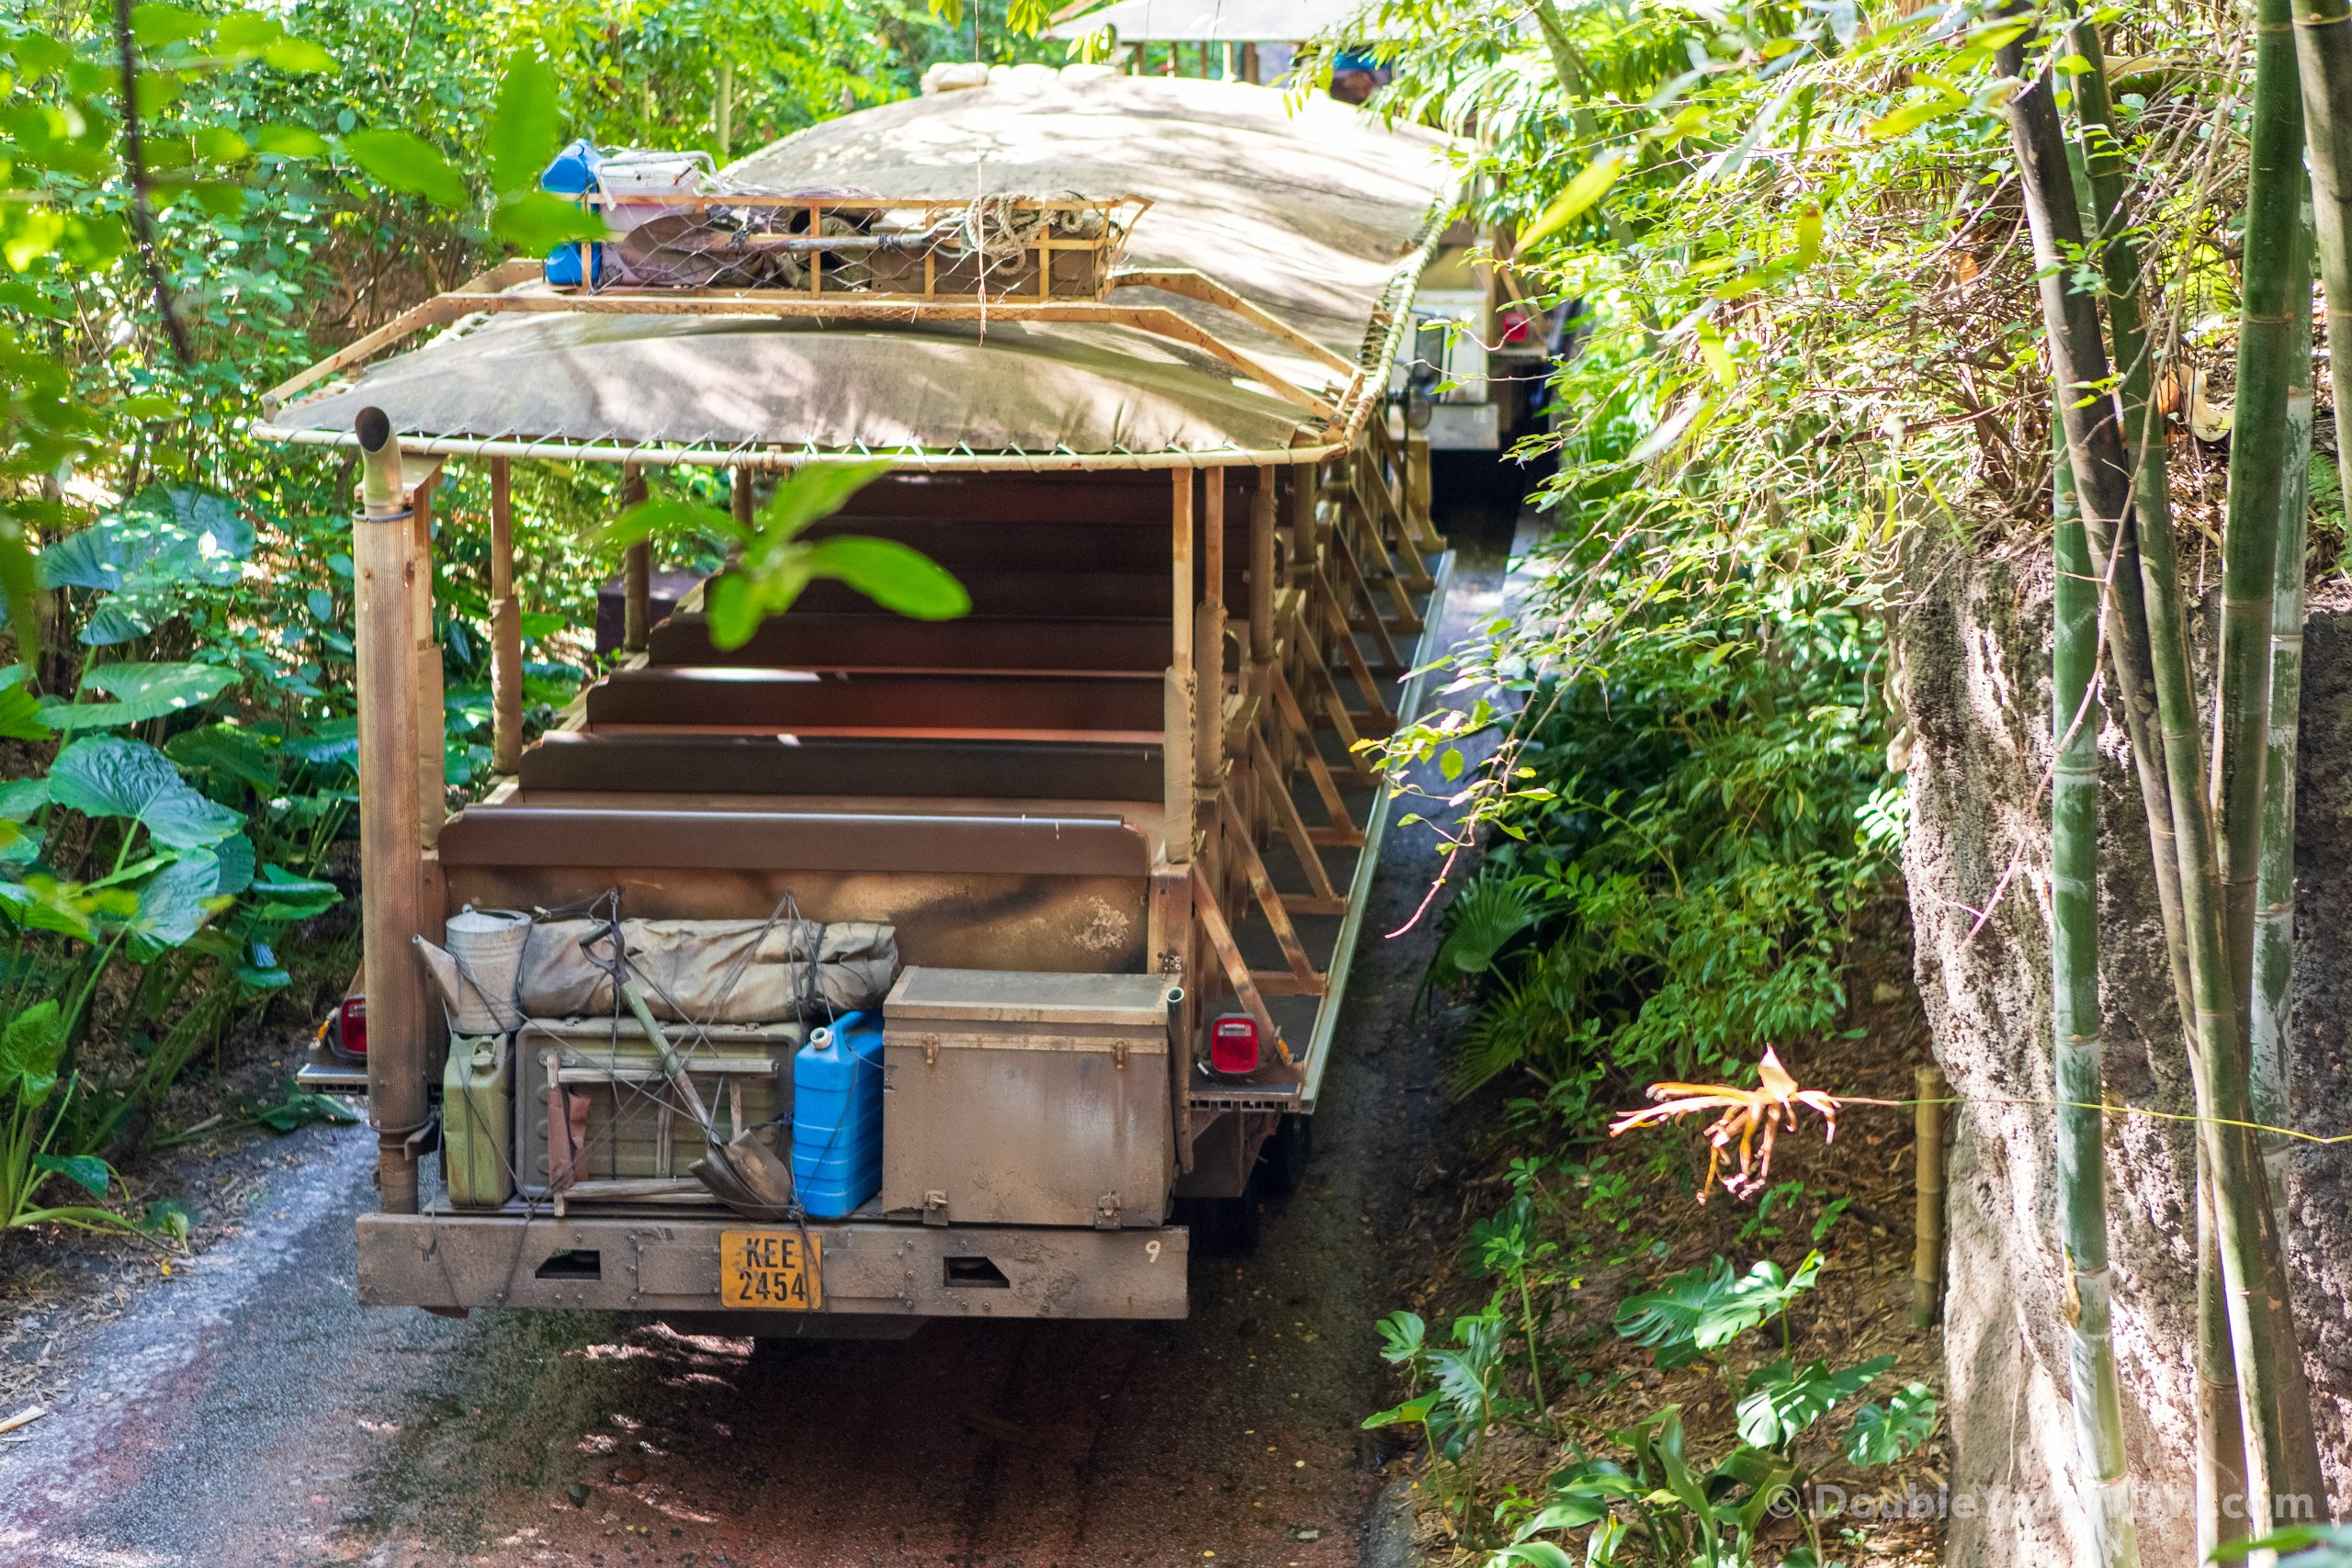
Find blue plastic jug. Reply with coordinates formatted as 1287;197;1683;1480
791;1011;884;1217
541;138;605;286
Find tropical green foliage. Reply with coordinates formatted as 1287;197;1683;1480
0;0;1007;1219
609;462;969;649
1375;1222;1930;1562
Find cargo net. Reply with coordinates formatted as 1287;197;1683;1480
572;186;1148;302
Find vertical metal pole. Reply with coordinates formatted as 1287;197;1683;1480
412;473;445;851
488;457;524;775
354;410;428;1215
622;466;651;653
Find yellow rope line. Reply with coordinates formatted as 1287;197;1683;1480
1756;1092;2352;1146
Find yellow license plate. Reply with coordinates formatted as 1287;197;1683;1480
719;1230;822;1311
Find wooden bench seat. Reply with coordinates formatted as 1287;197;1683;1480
584;669;1162;739
516;731;1164;801
646;614;1173;674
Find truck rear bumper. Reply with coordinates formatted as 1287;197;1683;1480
356;1212;1190;1319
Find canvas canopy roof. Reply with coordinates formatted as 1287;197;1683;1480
260;72;1457;469
1046;0;1357;44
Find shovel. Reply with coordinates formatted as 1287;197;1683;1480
611;975;799;1219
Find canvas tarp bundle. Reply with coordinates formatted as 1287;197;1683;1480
516;918;898;1023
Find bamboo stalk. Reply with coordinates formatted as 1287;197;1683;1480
1197;474;1226;793
2052;427;2142;1565
2214;0;2329;1518
2293;0;2352;516
1250;467;1277;665
2198;1167;2250;1557
2001;16;2326;1526
2214;7;2306;1044
2070;26;2250;1539
1169;469;1197;865
1910;1064;1946;1328
353;409;427;1216
2252;254;2313;1208
2070;13;2195;1032
488;457;523;775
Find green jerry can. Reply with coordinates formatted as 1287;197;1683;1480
443;1034;514;1208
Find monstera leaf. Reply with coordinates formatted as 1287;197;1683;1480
41;661;239;731
49;736;243;851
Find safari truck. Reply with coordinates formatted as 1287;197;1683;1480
262;68;1457;1326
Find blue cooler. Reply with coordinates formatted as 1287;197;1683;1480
791;1011;884;1217
541;138;605;286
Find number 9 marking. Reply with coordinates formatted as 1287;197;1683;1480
1145;1239;1162;1264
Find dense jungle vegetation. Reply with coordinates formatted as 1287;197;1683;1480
0;0;1005;1245
1354;0;2352;1562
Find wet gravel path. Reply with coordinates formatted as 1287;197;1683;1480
0;498;1518;1568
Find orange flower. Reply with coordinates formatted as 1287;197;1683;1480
1608;1048;1842;1202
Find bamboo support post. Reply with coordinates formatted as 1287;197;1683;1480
354;409;429;1216
621;466;651;653
1250;467;1277;664
1407;434;1433;540
1196;473;1226;795
1167;468;1197;865
411;471;445;850
488;457;523;774
1912;1064;1949;1326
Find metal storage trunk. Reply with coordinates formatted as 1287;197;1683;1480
516;1018;803;1199
881;967;1174;1229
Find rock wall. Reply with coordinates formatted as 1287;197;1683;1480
1897;543;2352;1563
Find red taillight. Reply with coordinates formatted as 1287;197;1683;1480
1210;1014;1260;1076
340;996;368;1057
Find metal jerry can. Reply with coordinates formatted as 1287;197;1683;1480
443;1034;514;1209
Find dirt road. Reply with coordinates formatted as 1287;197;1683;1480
0;491;1520;1568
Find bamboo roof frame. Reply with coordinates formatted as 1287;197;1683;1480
255;197;1445;473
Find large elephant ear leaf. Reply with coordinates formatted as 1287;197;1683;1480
164;723;278;793
207;834;255;899
50;736;243;850
44;661;239;732
36;523;126;592
0;671;52;742
0;777;48;819
249;863;340;923
0;999;65;1105
126;855;223;957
